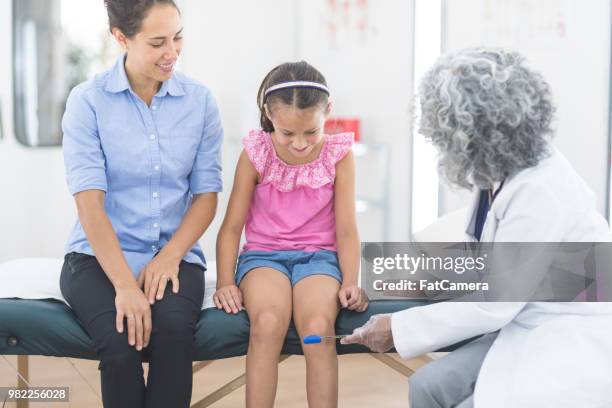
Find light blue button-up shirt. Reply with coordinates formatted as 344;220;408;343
62;55;223;276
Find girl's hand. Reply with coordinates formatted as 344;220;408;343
137;253;181;304
115;283;152;350
213;284;243;314
338;284;369;312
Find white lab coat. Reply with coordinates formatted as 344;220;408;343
392;147;612;407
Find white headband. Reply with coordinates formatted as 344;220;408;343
264;81;330;97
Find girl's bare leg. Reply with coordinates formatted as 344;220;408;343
241;267;293;408
293;275;341;408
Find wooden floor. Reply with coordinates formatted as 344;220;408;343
0;354;415;407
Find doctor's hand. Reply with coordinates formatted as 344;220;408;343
338;284;369;312
213;284;244;314
115;283;152;351
340;313;394;353
137;252;181;304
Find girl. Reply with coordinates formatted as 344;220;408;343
61;1;222;407
214;61;368;408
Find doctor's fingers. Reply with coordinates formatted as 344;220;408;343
370;343;391;353
371;335;395;353
340;327;367;345
365;315;378;324
363;327;394;352
358;331;382;352
368;313;391;326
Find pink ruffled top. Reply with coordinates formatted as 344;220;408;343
242;129;354;253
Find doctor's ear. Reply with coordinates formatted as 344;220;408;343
112;27;129;51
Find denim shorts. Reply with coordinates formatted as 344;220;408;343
236;250;343;287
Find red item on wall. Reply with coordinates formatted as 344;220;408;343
324;118;361;142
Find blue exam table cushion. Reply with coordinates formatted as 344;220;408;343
0;258;440;360
0;298;430;360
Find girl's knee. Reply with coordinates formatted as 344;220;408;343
250;310;289;343
301;315;335;336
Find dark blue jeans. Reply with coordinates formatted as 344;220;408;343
60;252;204;408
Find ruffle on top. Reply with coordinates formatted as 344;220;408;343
243;129;354;192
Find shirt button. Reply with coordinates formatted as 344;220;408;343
154;165;160;171
149;134;156;140
152;105;157;111
153;222;159;228
152;192;159;198
151;245;157;251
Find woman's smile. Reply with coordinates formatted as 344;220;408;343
156;61;174;73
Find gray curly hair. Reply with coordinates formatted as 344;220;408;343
418;48;555;189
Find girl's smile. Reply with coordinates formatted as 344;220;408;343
267;103;331;164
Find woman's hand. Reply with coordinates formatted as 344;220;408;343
115;283;152;351
213;284;243;314
338;284;369;312
137;252;181;304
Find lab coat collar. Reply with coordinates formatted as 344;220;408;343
463;180;510;241
464;188;481;241
463;165;528;241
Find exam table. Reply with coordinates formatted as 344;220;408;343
0;258;437;408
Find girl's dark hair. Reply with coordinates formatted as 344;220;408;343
257;61;329;132
104;0;180;38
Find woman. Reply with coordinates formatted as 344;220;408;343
60;1;222;407
342;48;612;407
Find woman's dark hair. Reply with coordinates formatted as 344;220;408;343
104;0;180;38
257;61;329;132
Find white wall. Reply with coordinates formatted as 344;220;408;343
0;0;301;262
295;0;415;241
2;0;415;262
1;0;610;263
439;0;612;219
180;0;300;258
181;0;416;254
0;0;77;262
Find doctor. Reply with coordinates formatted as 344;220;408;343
342;48;612;407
